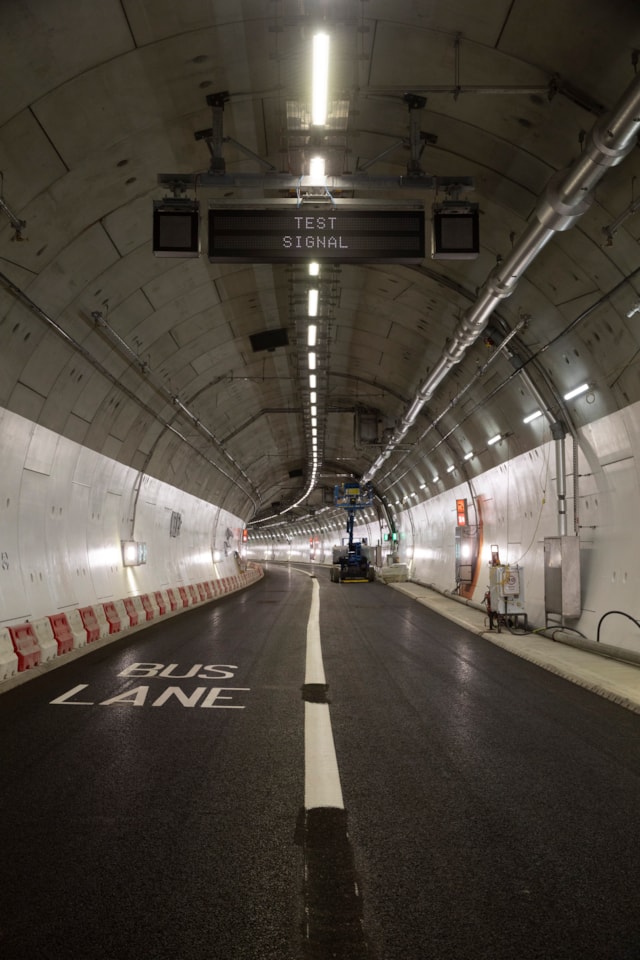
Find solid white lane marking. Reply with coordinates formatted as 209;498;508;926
305;578;325;686
305;702;344;809
304;577;344;810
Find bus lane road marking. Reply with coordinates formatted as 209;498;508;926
48;662;250;709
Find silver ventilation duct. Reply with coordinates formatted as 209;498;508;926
363;71;640;482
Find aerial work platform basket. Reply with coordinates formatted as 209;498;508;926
330;481;376;583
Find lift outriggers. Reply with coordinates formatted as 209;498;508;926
330;481;375;583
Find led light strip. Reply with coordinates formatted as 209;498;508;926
311;33;330;127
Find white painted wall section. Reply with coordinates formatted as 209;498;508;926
0;406;247;626
248;402;640;656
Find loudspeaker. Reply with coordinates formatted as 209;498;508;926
153;201;200;257
431;203;479;260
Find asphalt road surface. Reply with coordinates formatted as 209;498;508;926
1;563;639;960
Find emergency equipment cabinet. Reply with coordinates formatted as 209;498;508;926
488;564;527;629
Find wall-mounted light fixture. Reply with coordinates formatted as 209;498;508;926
121;540;147;567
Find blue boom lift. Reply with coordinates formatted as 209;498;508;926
330;481;375;583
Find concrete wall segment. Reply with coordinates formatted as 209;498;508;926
0;108;68;212
254;401;640;654
0;1;133;126
0;406;245;627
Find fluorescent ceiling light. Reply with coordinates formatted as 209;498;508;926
311;416;317;427
446;464;455;473
523;410;542;423
464;451;474;461
312;33;330;126
308;289;319;317
488;434;501;446
312;427;318;437
309;156;325;182
311;405;317;417
309;374;317;388
564;383;589;400
310;391;317;404
309;262;320;276
308;352;317;370
308;324;317;347
419;483;426;489
432;476;439;483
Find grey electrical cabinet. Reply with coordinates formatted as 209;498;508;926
489;564;526;616
544;536;581;622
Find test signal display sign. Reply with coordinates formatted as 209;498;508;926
208;207;425;263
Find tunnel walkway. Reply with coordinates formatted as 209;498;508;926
1;565;639;959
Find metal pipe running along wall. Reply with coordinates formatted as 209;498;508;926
363;70;640;483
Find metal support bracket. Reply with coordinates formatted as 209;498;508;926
193;91;230;174
356;93;437;176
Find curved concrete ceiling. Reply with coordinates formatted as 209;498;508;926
1;1;640;524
